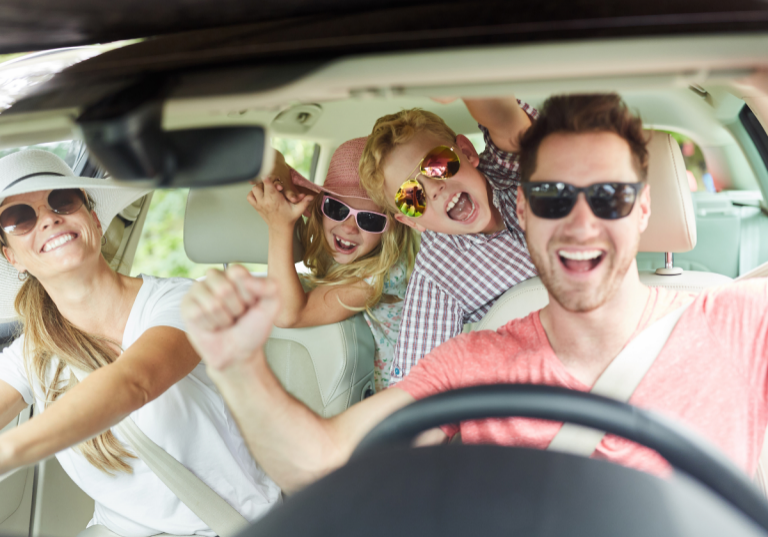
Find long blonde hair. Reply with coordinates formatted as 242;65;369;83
299;195;418;313
1;197;136;475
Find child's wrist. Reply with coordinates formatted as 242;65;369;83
268;224;296;241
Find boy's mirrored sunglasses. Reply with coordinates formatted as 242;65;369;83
521;181;644;220
321;196;389;234
0;188;88;236
395;145;460;217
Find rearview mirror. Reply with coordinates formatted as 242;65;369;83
78;96;272;188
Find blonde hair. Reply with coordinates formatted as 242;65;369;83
1;196;136;475
359;109;458;209
298;195;418;313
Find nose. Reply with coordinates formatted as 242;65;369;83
421;177;446;201
36;205;62;230
340;214;361;234
561;193;601;240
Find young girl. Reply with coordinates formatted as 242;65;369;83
247;138;417;391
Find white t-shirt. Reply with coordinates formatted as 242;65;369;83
0;275;281;537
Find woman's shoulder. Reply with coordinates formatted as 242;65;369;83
126;275;193;340
136;274;194;300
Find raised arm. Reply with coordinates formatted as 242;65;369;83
181;266;446;493
0;327;200;475
247;178;372;328
462;97;532;153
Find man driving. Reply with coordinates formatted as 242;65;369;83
181;93;768;492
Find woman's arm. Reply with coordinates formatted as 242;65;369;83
0;327;200;474
0;380;27;430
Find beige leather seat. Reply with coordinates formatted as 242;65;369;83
184;183;376;417
476;131;732;333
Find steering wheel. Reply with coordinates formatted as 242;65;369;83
250;385;768;537
352;384;768;531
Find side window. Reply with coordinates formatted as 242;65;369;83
0;140;82;168
131;138;317;279
665;132;715;193
272;138;317;179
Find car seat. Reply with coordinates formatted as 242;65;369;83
184;183;376;417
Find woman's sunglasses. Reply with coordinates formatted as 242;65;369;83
0;189;88;236
321;195;389;234
521;181;644;220
395;145;460;217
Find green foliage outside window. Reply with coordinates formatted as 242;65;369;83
272;138;315;178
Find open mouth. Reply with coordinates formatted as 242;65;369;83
557;249;605;273
446;192;476;222
41;233;78;253
333;234;358;254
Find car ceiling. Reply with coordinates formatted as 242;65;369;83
0;1;766;193
1;0;768;54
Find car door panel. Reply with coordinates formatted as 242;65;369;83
0;406;34;535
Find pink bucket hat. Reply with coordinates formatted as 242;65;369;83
290;137;371;200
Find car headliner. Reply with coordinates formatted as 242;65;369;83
1;0;768;54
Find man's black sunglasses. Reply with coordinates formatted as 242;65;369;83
521;181;644;220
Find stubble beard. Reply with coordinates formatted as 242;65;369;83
527;234;639;313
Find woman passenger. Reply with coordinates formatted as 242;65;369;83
0;150;280;537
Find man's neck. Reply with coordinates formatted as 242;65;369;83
42;258;143;343
539;266;651;388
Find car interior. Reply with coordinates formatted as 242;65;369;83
0;21;768;537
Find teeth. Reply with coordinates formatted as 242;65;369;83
446;192;462;212
335;236;356;248
43;234;75;252
558;249;602;261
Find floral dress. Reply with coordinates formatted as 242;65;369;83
364;259;408;392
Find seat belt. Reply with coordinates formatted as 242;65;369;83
69;367;249;537
547;260;768;459
547;303;689;456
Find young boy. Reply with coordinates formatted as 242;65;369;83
358;98;538;383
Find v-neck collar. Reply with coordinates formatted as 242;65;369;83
529;288;661;391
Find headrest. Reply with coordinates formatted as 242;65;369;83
638;131;697;253
184;182;303;264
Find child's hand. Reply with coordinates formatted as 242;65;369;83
257;150;313;204
248;177;314;231
181;266;280;371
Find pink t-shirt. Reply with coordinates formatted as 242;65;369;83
395;280;768;476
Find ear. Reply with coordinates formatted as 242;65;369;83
394;212;427;233
637;183;651;233
91;209;103;234
3;245;26;273
516;185;527;232
455;134;480;169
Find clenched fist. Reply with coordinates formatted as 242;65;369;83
181;265;280;371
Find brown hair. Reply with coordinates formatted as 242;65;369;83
518;94;649;183
359;109;457;210
1;195;136;475
298;195;418;313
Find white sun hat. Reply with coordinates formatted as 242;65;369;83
0;148;152;323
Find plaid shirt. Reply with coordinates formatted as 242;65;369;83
390;105;539;384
